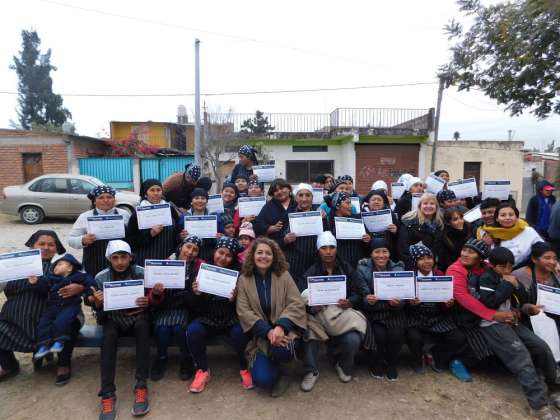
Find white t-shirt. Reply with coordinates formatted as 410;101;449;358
500;227;543;266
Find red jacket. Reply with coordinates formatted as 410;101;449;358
446;259;495;321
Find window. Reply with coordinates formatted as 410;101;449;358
31;178;68;193
286;160;334;183
68;179;95;194
292;145;328;152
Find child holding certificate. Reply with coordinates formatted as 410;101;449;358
405;243;470;380
148;235;204;382
187;237;252;393
325;192;370;266
33;254;95;360
90;240;151;419
356;238;406;381
126;179;183;266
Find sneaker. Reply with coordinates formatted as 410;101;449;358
179;357;194;381
240;369;255;390
131;386;150;416
335;363;352;383
431;363;446;374
413;358;426;374
34;345;50;360
55;369;71;387
99;395;117;420
271;373;290;398
189;369;210;393
150;356;167;382
50;341;64;353
368;363;385;379
300;371;319;391
449;359;472;382
386;365;398;381
530;405;560;420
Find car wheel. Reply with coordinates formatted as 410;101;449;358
20;206;45;224
116;205;133;216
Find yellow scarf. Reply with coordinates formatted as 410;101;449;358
479;219;529;241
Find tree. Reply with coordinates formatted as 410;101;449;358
441;0;560;119
10;30;71;130
240;110;275;134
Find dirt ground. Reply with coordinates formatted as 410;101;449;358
0;213;536;420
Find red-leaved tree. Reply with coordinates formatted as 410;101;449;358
104;133;160;157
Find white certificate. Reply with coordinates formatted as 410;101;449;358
288;211;323;237
416;276;453;303
207;194;225;214
463;205;482;223
238;196;266;217
103;279;144;312
334;217;366;240
351;197;361;214
184;215;218;239
482;181;511;201
411;193;423;211
425;175;445;194
136;203;173;230
145;259;186;289
362;209;393;233
87;215;125;240
307;275;347;306
0;249;44;283
312;188;325;205
197;263;239;298
537;284;560;316
391;182;405;200
373;271;416;300
448;178;478;199
252;165;276;183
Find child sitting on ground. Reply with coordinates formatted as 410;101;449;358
31;254;94;359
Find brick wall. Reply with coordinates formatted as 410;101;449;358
0;144;68;192
73;139;108;159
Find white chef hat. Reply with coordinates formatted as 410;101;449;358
406;176;424;191
371;180;388;191
293;183;313;196
316;231;337;250
105;240;132;260
398;173;413;184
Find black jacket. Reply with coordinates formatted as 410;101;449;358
438;223;471;272
394;191;412;221
254;198;297;242
397;217;443;270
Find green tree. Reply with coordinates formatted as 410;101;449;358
10;30;71;129
441;0;560;118
240;110;275;134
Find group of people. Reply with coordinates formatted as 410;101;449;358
2;145;560;420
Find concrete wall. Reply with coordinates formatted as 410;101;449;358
266;142;355;180
422;141;525;202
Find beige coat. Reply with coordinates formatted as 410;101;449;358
237;271;325;366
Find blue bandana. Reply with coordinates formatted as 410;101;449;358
185;164;201;182
215;236;242;255
88;185;116;201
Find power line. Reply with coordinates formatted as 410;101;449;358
34;0;389;67
0;81;437;98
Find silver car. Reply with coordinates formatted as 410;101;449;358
0;174;140;224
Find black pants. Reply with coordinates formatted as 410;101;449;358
406;327;467;368
99;318;151;397
369;323;405;367
480;323;555;410
0;318;80;370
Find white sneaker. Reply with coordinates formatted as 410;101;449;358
300;372;319;392
530;405;560;420
335;363;352;383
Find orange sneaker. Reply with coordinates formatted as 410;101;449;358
240;369;255;390
189;369;210;393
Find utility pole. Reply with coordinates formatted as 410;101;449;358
508;130;513;141
194;38;201;165
430;76;445;172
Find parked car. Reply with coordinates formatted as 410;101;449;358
0;174;140;224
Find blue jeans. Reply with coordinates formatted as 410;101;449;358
251;344;298;391
154;324;187;359
186;320;249;371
